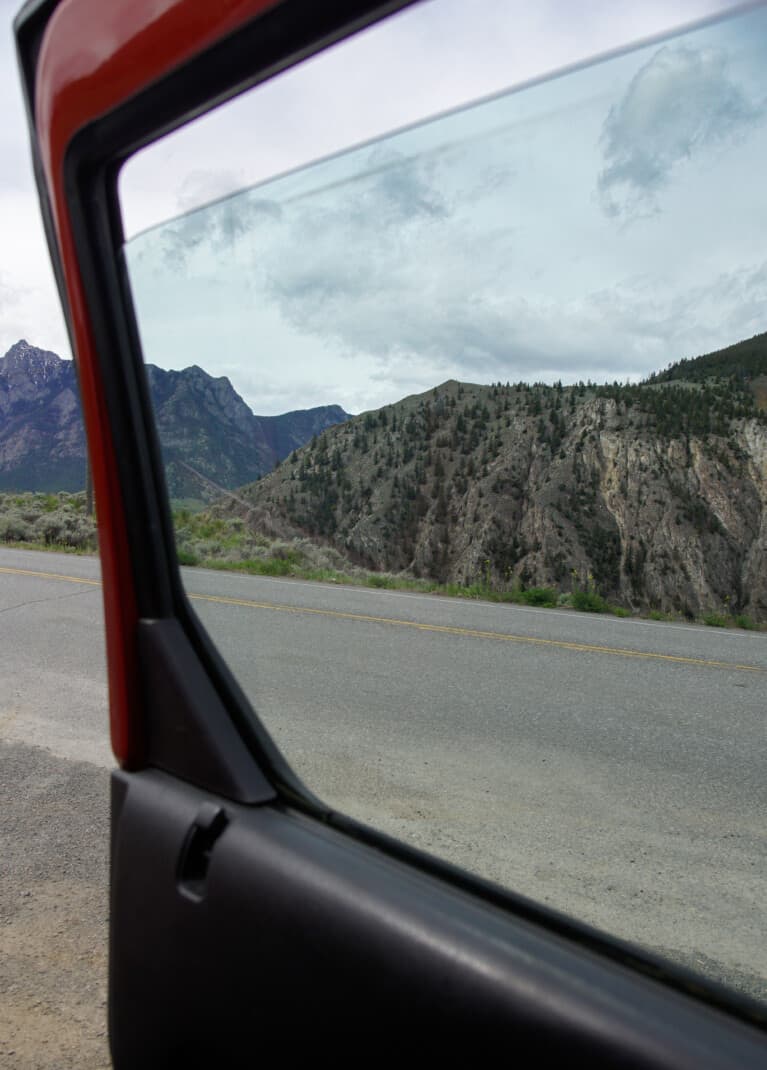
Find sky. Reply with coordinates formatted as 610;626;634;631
2;0;764;415
0;0;70;359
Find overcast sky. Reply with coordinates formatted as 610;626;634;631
0;0;70;360
3;0;764;416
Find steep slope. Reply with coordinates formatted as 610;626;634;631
0;341;350;497
227;371;767;620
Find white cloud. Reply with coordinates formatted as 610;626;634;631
598;44;765;218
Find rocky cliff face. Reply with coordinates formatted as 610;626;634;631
230;369;767;621
0;341;350;497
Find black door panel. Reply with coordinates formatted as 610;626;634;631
110;767;765;1065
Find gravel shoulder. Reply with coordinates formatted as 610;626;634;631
0;740;110;1069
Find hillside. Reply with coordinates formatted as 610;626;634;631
221;356;767;621
647;331;767;387
0;341;350;498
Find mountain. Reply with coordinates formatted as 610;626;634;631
221;336;767;621
0;340;85;491
0;341;350;497
143;365;349;499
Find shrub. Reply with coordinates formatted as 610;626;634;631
702;612;727;628
269;544;303;566
263;557;297;576
366;574;396;589
33;511;95;547
519;586;558;607
734;614;755;630
0;512;32;542
231;556;297;577
571;588;609;613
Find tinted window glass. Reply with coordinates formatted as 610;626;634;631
121;0;767;1006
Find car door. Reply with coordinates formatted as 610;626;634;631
14;0;767;1064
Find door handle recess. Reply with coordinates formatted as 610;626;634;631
178;802;228;902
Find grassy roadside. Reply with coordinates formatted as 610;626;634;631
1;494;761;630
0;539;96;556
186;555;761;628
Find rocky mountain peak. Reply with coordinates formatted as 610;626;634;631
1;340;69;388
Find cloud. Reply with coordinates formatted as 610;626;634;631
249;147;669;384
264;157;767;384
261;148;452;327
133;190;283;272
597;44;764;219
358;147;448;222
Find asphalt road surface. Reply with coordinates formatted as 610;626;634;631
1;546;766;1065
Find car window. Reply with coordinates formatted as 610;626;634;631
119;0;767;1007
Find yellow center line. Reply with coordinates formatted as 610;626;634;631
190;592;765;673
0;564;101;586
2;563;762;673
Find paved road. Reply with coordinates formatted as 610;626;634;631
1;546;766;1038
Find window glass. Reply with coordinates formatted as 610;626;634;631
121;0;767;1006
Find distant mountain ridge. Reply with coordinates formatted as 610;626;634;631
0;340;350;497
